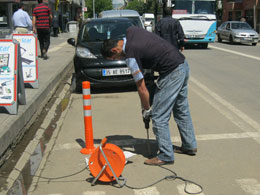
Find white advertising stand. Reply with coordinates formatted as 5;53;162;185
13;34;38;89
0;39;26;115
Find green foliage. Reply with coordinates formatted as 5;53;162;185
145;0;156;14
125;0;156;16
85;0;113;18
125;0;145;15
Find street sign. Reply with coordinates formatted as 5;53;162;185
0;39;26;114
13;34;38;89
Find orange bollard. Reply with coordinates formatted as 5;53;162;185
80;81;95;154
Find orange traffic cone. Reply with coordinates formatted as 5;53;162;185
80;81;95;154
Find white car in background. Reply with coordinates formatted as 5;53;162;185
217;21;259;46
99;9;145;29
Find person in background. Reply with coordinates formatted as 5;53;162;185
32;0;52;60
240;17;246;22
52;10;59;37
12;3;32;33
155;7;185;52
101;27;197;166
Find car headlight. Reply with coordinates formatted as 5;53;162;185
234;33;240;37
76;46;97;59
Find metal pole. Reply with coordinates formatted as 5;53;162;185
82;0;84;21
93;0;95;18
254;4;256;30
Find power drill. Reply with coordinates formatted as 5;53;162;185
144;118;151;156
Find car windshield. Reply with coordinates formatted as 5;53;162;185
172;0;215;14
126;17;143;27
80;20;133;42
231;22;252;30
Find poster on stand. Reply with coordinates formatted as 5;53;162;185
0;40;17;112
13;34;38;88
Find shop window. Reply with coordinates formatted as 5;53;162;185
235;11;241;21
0;3;9;27
245;9;254;27
228;11;232;21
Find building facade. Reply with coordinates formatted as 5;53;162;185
0;0;83;37
222;0;260;32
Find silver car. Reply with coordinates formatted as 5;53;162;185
217;21;259;46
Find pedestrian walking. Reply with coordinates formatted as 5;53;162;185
101;26;197;166
32;0;52;60
12;3;32;33
52;10;59;37
155;7;185;52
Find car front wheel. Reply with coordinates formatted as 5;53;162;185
252;43;257;46
229;35;234;45
218;34;222;42
201;43;208;49
71;73;82;93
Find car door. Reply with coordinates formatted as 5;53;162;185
223;22;231;40
218;22;226;40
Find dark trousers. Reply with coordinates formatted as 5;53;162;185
37;28;50;55
53;27;59;37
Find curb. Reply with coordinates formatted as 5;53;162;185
3;76;72;195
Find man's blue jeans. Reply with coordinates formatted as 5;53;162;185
152;60;197;162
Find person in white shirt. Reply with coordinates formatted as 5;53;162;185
12;3;32;33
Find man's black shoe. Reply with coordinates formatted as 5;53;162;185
174;146;197;156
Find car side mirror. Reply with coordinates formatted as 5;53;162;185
67;38;76;46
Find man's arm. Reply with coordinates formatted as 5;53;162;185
49;13;53;26
32;16;36;33
136;78;150;110
25;12;32;28
154;20;161;36
176;20;185;51
126;58;150;110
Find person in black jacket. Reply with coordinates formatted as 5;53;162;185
155;7;185;51
101;27;197;166
52;10;59;37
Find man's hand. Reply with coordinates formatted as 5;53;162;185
33;27;37;34
142;108;152;129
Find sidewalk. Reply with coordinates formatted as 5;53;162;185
0;32;75;165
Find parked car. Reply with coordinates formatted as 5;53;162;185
67;17;154;92
217;21;259;46
99;9;145;29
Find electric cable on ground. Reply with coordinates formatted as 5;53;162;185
124;165;203;194
7;164;203;194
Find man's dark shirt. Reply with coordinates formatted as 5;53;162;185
155;16;184;49
125;26;185;77
33;3;51;29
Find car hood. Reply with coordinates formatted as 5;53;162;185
232;29;258;35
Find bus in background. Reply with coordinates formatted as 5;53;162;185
172;0;217;49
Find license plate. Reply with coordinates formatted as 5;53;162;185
102;68;131;76
244;37;252;40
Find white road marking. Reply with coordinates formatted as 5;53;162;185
134;187;160;195
190;77;260;144
53;132;260;151
82;191;106;195
209;45;260;61
172;132;260;142
177;184;205;195
48;42;68;53
236;178;260;195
